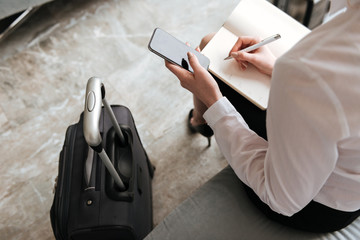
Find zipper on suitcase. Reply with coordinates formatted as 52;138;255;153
57;124;78;239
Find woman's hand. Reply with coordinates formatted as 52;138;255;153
229;36;276;76
165;48;222;108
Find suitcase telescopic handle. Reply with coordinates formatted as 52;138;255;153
83;77;126;191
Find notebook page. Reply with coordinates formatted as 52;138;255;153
201;0;310;109
224;0;310;57
202;27;270;109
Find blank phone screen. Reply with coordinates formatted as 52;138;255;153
148;28;210;73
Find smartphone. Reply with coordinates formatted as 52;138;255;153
148;28;210;73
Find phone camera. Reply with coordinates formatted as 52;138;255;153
181;58;189;71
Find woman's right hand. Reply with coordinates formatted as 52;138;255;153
229;36;276;77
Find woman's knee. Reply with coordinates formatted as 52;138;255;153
199;33;216;50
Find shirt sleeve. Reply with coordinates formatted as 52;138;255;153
203;57;344;216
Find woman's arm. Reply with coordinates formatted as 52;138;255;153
204;58;342;216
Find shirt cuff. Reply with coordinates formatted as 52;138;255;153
204;97;245;128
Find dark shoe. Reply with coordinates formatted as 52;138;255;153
188;109;214;147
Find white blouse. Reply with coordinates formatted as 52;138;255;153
203;3;360;216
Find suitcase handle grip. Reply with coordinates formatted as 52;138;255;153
83;77;126;191
83;77;103;150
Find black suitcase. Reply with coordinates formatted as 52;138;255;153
50;77;155;240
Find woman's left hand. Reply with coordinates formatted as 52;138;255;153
165;48;223;108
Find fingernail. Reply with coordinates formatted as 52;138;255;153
241;62;247;71
231;52;239;58
187;52;194;59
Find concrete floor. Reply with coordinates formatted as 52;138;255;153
0;0;238;238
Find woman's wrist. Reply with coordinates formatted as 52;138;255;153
203;91;223;108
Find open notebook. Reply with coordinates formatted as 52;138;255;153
201;0;311;110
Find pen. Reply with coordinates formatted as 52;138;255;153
224;34;281;60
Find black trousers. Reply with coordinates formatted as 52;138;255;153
215;76;360;233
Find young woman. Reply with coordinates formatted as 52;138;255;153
165;0;360;232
